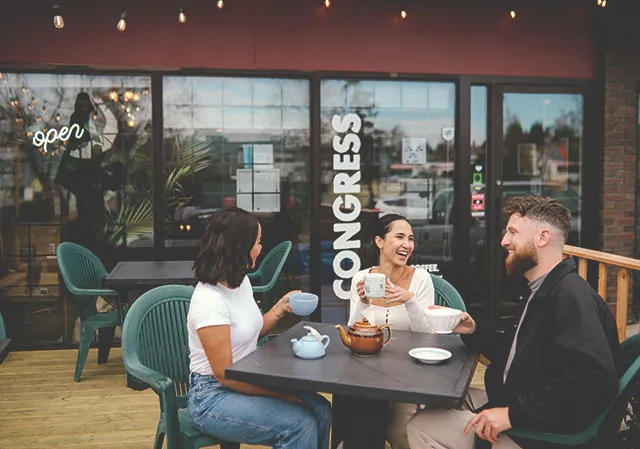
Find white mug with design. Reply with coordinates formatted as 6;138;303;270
364;273;386;299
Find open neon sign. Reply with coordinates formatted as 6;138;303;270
32;124;85;152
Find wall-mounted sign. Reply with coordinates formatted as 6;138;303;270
32;124;85;153
331;113;362;300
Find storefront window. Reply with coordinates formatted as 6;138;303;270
319;79;456;323
0;72;152;346
162;76;311;297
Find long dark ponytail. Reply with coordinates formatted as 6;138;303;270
360;213;410;268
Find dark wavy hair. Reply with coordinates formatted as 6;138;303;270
361;213;411;267
193;207;260;289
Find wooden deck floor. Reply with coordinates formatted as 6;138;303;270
0;347;485;449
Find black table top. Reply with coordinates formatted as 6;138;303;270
103;260;195;288
226;321;478;408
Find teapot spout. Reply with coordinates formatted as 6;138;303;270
290;338;301;354
335;325;351;348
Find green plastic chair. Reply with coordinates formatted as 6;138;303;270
0;312;5;341
248;240;292;312
431;274;467;311
121;285;239;449
57;242;123;382
474;333;640;448
0;312;10;364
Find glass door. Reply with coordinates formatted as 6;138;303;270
489;88;585;323
318;79;457;324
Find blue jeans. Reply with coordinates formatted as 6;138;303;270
188;372;332;449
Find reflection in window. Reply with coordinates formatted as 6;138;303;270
502;93;583;245
0;72;152;345
162;76;311;303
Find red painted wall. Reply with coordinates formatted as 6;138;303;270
1;0;594;79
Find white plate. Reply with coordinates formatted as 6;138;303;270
408;347;452;364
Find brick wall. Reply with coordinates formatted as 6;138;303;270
600;3;639;315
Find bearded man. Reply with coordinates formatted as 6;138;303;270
406;195;619;449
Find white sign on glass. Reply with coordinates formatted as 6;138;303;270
236;168;280;213
402;138;427;165
441;127;454;142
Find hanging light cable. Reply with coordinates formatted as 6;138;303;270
117;9;127;31
178;6;186;23
53;4;64;29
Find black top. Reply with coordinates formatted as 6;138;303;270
226;321;478;407
462;258;619;448
103;261;195;288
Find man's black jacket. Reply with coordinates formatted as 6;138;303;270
462;258;619;449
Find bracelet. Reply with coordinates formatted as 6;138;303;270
272;307;284;319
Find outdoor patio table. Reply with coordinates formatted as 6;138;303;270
226;321;478;449
103;260;195;288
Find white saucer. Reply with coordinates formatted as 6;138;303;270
408;347;452;364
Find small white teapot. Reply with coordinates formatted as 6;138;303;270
290;326;330;360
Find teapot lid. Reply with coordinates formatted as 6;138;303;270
353;317;377;328
301;333;320;342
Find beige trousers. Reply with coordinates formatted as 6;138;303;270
406;389;522;449
387;402;421;449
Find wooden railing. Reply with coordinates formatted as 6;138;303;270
564;244;640;341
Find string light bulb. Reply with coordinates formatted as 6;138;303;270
217;0;224;8
117;10;127;32
597;0;606;7
324;0;330;7
510;10;516;19
53;4;64;29
178;6;186;23
400;9;407;19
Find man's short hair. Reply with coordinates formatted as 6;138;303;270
503;194;572;243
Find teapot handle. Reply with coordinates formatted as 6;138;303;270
380;324;392;347
321;335;330;349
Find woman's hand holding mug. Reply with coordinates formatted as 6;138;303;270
271;290;300;319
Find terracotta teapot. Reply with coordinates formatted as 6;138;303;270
335;318;392;356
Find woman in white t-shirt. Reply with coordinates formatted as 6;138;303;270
347;213;435;449
187;207;331;449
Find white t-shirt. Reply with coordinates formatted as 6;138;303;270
348;267;435;332
187;277;263;376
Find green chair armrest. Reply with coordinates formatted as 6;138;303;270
125;360;172;393
505;428;592;445
252;285;270;293
247;271;261;280
66;287;119;297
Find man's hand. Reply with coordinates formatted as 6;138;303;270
428;306;476;335
463;407;512;444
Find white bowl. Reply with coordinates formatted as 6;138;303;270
425;308;462;334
